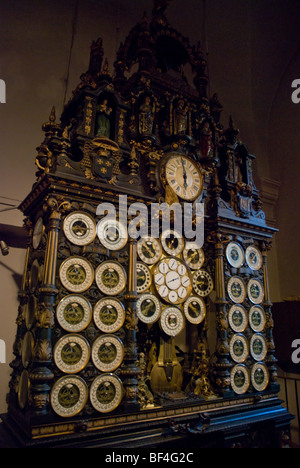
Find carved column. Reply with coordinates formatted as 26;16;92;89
208;231;233;397
29;196;70;414
121;237;140;411
261;240;280;392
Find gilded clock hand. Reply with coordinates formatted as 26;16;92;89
181;157;188;190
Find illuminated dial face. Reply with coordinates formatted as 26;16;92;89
160;306;185;336
90;373;123;413
161;229;184;256
91;335;124;372
183;245;205;270
93;297;125;333
56;295;92;332
153;257;192;304
229;333;249;363
231;364;250;395
59;257;94;293
245;246;262;271
50;375;88;418
227;276;246;304
95;261;127;295
251;363;269;392
183;296;206;324
137;236;162;265
165;154;203;201
97;218;128;251
192;269;213;297
247;279;264;304
63;211;96;246
226;242;244;268
53;334;90;374
228;305;248;332
136;293;161;324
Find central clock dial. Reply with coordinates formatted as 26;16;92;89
153;256;192;304
164;154;203;201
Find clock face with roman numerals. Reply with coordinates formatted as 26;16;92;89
165;154;203;201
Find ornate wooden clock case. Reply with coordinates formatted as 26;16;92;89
2;5;292;448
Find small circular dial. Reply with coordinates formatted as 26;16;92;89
249;305;266;332
229;333;249;363
226;242;244;268
192;269;213;297
136;293;161;324
93;297;125;333
53;334;90;374
231;364;250;395
183;244;205;270
245;246;263;271
63;211;96;246
50;375;88;418
250;333;267;361
90;373;123;413
97;218;128;251
95;261;127;295
251;362;269;392
56;295;92;332
183;296;206;324
59;257;94;293
32;217;44;249
247;279;264;304
160;306;185;337
136;262;152;293
228;305;248;333
165;154;203;201
137;236;162;265
91;335;124;372
161;229;184;256
227;276;246;304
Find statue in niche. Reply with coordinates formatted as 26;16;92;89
95;98;112;138
138;96;155;135
199;121;214;158
173;99;188;135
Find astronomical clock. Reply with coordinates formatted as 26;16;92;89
2;3;292;448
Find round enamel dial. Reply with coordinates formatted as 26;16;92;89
165;154;203;201
50;375;88;418
53;334;90;374
183;244;205;270
245;246;263;271
251;362;269;391
137;236;162;265
229;333;249;363
250;333;267;361
226;242;244;268
153;257;192;304
249;305;266;332
93;297;125;333
97;218;128;251
90;373;123;413
161;229;184;256
63;211;96;246
91;335;124;372
192;269;213;297
136;293;161;324
18;370;30;410
228;304;248;332
227;276;246;304
32;217;44;250
136;262;152;293
183;296;206;324
56;295;92;332
59;257;94;293
231;364;250;395
95;261;126;295
160;306;185;336
247;279;264;304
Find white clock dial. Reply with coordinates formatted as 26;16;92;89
153;257;191;304
161;229;184;256
59;257;94;293
95;261;127;296
97;218;128;251
32;217;44;249
137;236;162;265
165;154;203;201
63;211;96;246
